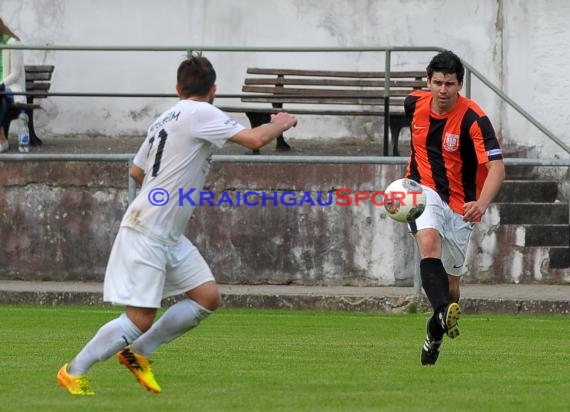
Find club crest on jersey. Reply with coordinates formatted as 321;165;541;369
443;132;460;152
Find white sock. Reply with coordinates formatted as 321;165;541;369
68;313;142;376
131;299;211;358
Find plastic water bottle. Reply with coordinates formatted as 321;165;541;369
17;111;30;153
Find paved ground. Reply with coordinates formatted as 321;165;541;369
21;135;389;156
1;280;568;315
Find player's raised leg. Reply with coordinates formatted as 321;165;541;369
118;280;219;392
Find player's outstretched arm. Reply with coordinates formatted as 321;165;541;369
129;164;145;187
230;112;297;150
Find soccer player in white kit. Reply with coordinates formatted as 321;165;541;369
57;54;298;395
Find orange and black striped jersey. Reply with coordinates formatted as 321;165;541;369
404;90;503;216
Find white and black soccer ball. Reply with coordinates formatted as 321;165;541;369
383;178;426;223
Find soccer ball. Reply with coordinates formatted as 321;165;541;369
383;178;426;223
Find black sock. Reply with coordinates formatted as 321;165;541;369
420;257;450;312
427;314;444;341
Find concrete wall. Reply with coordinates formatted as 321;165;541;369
0;2;568;286
0;0;569;157
1;161;565;286
0;160;415;285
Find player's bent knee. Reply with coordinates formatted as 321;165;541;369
126;306;157;332
202;289;221;311
186;281;221;311
416;229;442;258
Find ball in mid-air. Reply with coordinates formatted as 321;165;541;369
384;178;426;223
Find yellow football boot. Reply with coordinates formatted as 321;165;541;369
117;346;161;393
57;363;95;395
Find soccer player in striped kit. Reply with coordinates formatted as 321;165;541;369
404;50;505;365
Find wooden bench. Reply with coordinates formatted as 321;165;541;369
2;65;54;146
218;68;427;155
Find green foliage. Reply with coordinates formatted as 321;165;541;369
0;305;569;412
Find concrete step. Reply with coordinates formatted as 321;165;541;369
492;225;569;275
1;281;569;314
495;180;559;203
525;224;569;247
496;203;569;225
504;164;539;180
502;145;540;180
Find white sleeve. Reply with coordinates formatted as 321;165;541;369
3;45;24;87
192;104;245;148
132;134;151;169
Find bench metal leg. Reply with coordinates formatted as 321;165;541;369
245;111;290;155
271;103;291;152
24;97;42;146
389;115;410;156
245;112;268;154
3;107;42;147
27;109;42;146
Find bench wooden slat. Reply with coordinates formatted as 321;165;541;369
24;65;54;74
242;85;412;98
25;82;51;91
26;73;52;81
230;67;419;155
241;97;405;106
234;67;418;108
13;102;41;110
21;64;54;101
217;106;405;116
246;67;426;79
244;77;426;88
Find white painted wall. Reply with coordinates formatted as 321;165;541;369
1;0;569;157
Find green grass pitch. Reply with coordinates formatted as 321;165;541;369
0;305;568;411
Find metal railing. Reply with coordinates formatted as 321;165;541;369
461;62;570;155
1;44;569;155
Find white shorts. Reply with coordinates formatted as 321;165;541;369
409;186;474;276
103;227;215;308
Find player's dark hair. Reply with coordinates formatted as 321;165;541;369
426;50;464;83
177;53;217;98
